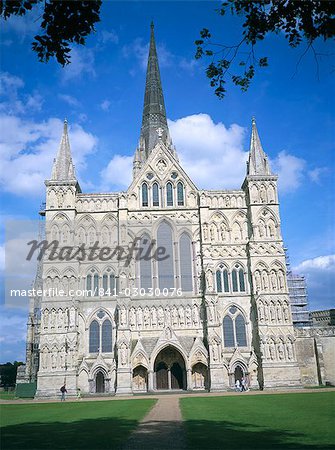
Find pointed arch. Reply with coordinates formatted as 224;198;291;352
166;181;173;206
101;319;112;352
177;181;185;206
140;233;152;290
89;320;99;353
142;182;148;207
179;232;193;292
152;182;160;207
157;221;174;289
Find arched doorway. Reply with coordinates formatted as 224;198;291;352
234;365;244;383
154;346;186;390
192;363;208;390
96;371;105;393
133;365;148;392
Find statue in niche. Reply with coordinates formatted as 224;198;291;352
185;306;192;326
264;304;269;321
211;340;219;362
43;310;49;329
269;341;276;360
144;307;150;327
220;224;226;241
51;351;57;369
69;308;76;329
206;269;213;292
158;307;164;326
210;224;215;241
129;308;136;327
151;307;157;327
172;307;178;326
203;223;208;240
270;272;277;291
268;184;275;203
50;310;56;329
258;302;265;321
260;185;267;203
251;184;259;203
258;221;265;238
277;342;285;360
57;190;64;208
120;306;127;326
260;340;267;359
165;307;171;326
278;271;285;291
276;302;282;322
262;271;268;291
269;303;276;321
120;344;127;366
283;303;290;322
58;309;63;328
136;308;143;328
178;306;185;325
41;348;48;369
208;302;215;323
192;304;199;325
286;340;294;360
268;221;276;238
254;271;261;292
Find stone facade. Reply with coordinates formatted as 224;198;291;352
22;24;334;397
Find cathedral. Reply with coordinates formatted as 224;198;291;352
22;24;334;397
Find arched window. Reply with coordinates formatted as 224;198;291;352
142;182;148;207
232;264;246;292
93;274;99;294
166;182;173;206
216;270;222;293
216;266;230;293
235;315;247;346
140;234;152;290
86;274;92;296
223;307;247;348
177;182;184;206
239;268;245;292
89;320;99;353
152;182;160;207
101;319;112;352
223;316;234;347
232;269;238;292
102;274;108;293
223;269;229;292
157;222;174;289
179;233;193;292
110;273;115;291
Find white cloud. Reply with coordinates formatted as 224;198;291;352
0;72;43;114
61;47;96;82
58;94;81;107
169;114;248;189
123;38;173;71
0;115;97;196
271;150;306;193
293;255;335;310
308;167;329;183
100;100;111;112
100;30;119;44
100;155;133;190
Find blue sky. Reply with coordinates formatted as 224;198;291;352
0;1;334;362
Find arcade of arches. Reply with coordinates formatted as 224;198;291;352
131;346;208;391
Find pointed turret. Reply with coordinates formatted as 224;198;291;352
138;22;173;160
51;119;77;181
247;118;272;176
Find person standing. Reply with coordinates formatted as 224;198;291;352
235;379;241;392
60;384;67;401
241;378;246;392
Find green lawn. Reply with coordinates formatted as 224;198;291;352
0;391;15;400
181;392;335;450
0;398;156;449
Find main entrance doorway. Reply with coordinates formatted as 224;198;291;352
154;346;186;390
96;371;105;393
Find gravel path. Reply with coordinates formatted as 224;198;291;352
121;396;186;449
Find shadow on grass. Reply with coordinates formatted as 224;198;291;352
183;419;334;450
2;418;333;450
1;417;138;450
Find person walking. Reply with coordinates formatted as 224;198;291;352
241;377;246;392
235;379;241;392
60;384;67;401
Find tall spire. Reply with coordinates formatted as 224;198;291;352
51;119;77;181
247;117;271;176
138;22;172;159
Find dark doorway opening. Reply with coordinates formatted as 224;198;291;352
96;371;105;393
